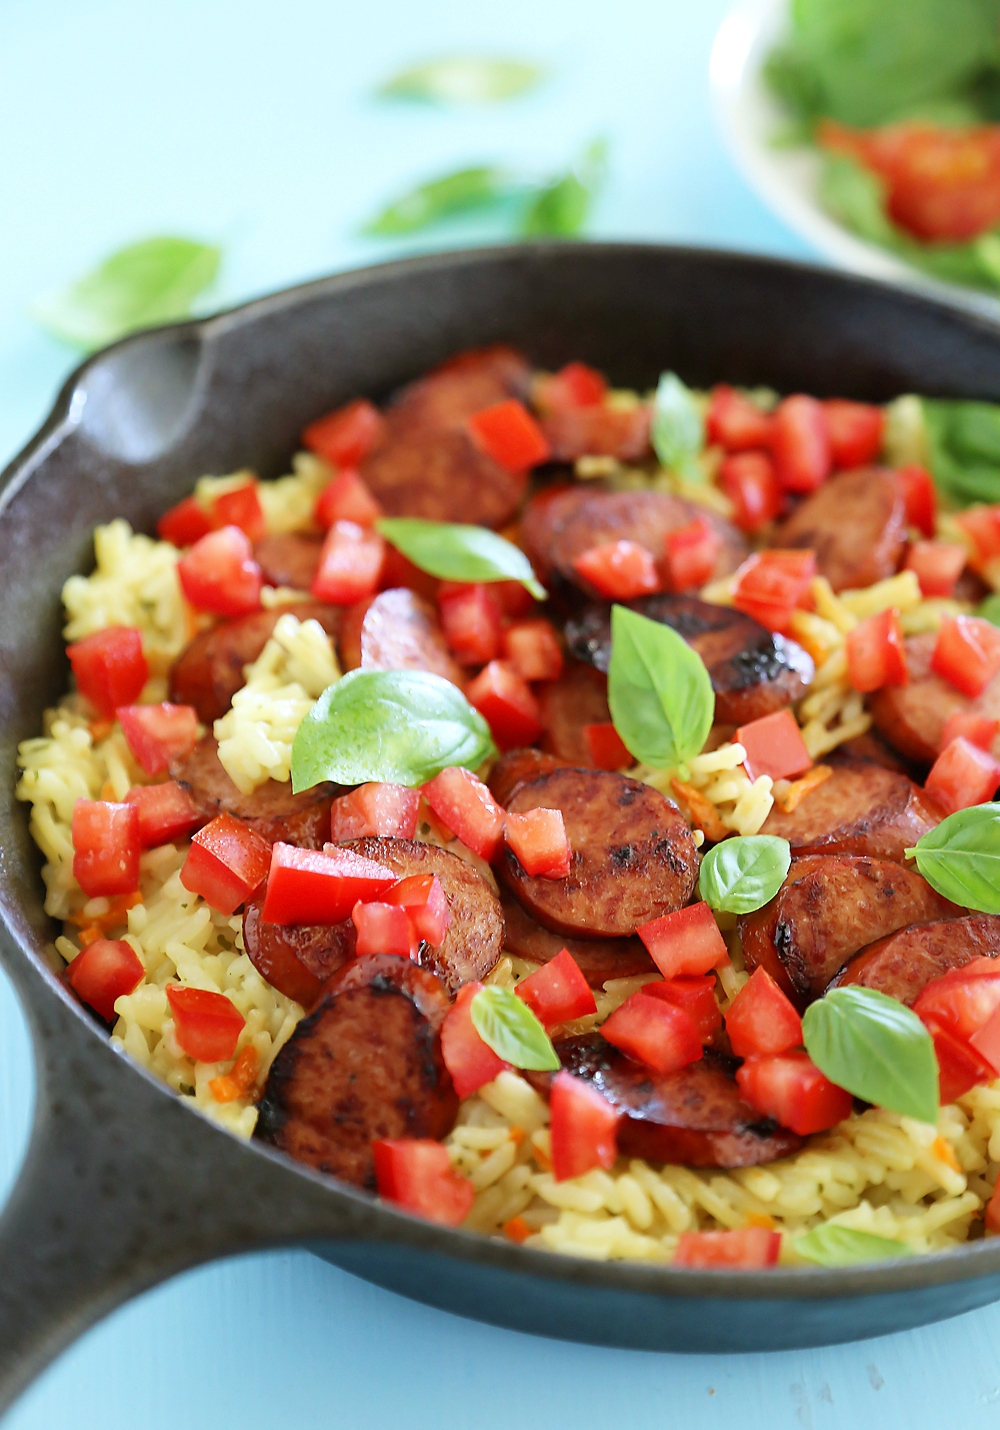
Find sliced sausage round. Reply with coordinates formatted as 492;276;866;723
500;891;656;988
501;767;699;939
387;344;532;434
870;631;1000;766
774;467;907;592
171;735;336;848
488;748;570;809
242;884;356;1009
537;661;612;764
338;587;463;684
540;405;651;462
254;533;323;592
833;913;1000;1004
255;953;457;1189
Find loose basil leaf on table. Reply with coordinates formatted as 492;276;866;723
291;669;495;791
802;986;939;1125
650;371;705;480
908;803;1000;912
607;605;714;769
470;986;560;1071
364;166;513;235
521;139;608;238
376;518;547;599
794;1225;914;1268
377;56;544;104
698;836;791;914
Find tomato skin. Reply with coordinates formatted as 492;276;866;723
493;579;538;620
731;550;816;633
465;660;543;751
438;583;504;665
302;398;386;469
441;982;510;1097
941;711;1000;752
932;616;1000;699
922;1014;996;1101
720;452;784;533
601;991;703;1074
735;708;813;782
467;399;551;473
157;495;213;547
914;965;1000;1044
904;541;967;598
957;505;1000;563
165;984;245;1063
124;780;202;848
664;516;722;592
260;841;396;925
549;1070;619;1181
116;702;198;776
898;465;938;539
351;899;417;959
211;482;266;544
378;547;440;602
573;539;660;600
385;874;451;947
642;975;722;1042
771;395;831;494
67;626;148;718
315;468;382;529
422;766;505;860
724;967;802;1058
637;902;729;979
310;520;385;605
846;608;909;693
329;782;421;842
736;1050;852;1135
925;736;1000;815
533;362;607;413
516;948;596;1028
501;618;563;683
67;938;144;1021
706;385;775;452
178;526;263;616
584;722;632;770
504;807;571;879
673;1226;781;1269
179;813;272;915
822;400;884;469
72;799;141;897
372;1138;475;1227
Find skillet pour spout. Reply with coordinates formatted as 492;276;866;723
6;245;1000;1407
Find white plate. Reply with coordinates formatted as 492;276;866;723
709;0;1000;319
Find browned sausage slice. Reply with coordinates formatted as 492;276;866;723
169;602;340;724
338;588;463;685
255;953;457;1188
565;595;814;725
488;748;570;808
537;661;612;764
759;756;941;862
387;345;532;433
739;854;957;1004
340;837;503;994
501;767;699;939
870;631;1000;766
171;735;336;848
540;405;652;462
242;884;355;1008
254;533;323;591
500;891;656;987
833;913;1000;1004
774;467;907;592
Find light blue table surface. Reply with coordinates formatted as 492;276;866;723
4;1;1000;1424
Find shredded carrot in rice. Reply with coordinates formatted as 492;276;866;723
776;763;833;813
670;778;730;843
88;718;116;744
210;1045;260;1103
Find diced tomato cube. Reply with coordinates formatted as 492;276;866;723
533;361;608;413
67;626;148;718
673;1226;781;1269
501;619;563;682
124;780;202;849
438;583;504;665
822;399;884;469
351;899;417;958
724;967;802;1057
384;874;451;947
970;999;1000;1074
846;608;909;693
957;505;1000;564
310;520;385;605
315;468;383;529
549;1070;619;1181
642;975;722;1042
904;541;967;598
573;540;660;600
178;526;262;616
922;1014;996;1101
67;937;144;1021
584;722;632;770
515;949;596;1027
601;991;703;1074
736;1050;853;1135
925;736;1000;815
329;782;421;842
898;465;938;539
180;813;271;915
422;766;505;860
932;615;1000;698
504;808;571;879
731;550;816;633
467;399;550;473
210;482;265;544
706;385;775;452
664;516;722;592
260;841;395;925
914;963;1000;1043
735;708;813;782
941;711;1000;752
637;902;729;979
165;984;245;1063
302;398;386;469
116;702;198;776
720;451;784;533
441;981;510;1097
372;1137;475;1227
72;800;140;898
465;660;543;752
771;395;831;494
493;579;537;619
157;495;213;547
378;546;440;602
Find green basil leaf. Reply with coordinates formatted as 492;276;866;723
978;593;1000;628
650;371;705;480
802;986;939;1124
794;1225;914;1268
470;986;560;1071
910;803;1000;912
378;56;543;104
35;237;221;351
364;166;512;235
376;518;546;599
521;139;607;238
291;669;495;791
607;604;713;769
698;836;791;914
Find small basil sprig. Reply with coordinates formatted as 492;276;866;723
794;1225;914;1268
803;987;938;1125
908;804;1000;913
607;605;713;769
378;56;543;104
364;167;513;235
291;670;495;791
377;518;546;598
978;593;1000;628
698;836;791;914
471;986;560;1070
521;139;608;238
650;371;704;480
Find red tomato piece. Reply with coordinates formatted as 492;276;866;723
664;516;722;593
533;362;608;413
736;1050;852;1135
467;398;551;473
165;984;245;1063
549;1070;619;1181
493;579;537;619
465;660;543;752
637;902;729;979
67;938;145;1021
846;608;909;693
440;982;510;1098
72;800;140;898
180;813;271;915
351;899;417;958
822;399;885;469
124;780;202;849
157;495;213;547
925;736;1000;815
915;963;1000;1044
731;550;817;633
719;451;784;533
941;711;1000;752
302;398;386;469
922;1014;995;1102
584;722;632;770
329;782;421;842
437;583;504;665
932;615;1000;698
724;967;803;1057
705;385;775;452
673;1226;781;1269
116;702;198;776
422;766;505;860
315;468;382;530
735;708;813;782
970;999;1000;1074
372;1137;475;1227
771;395;831;494
573;540;660;600
378;546;440;602
957;505;1000;563
503;807;571;879
310;520;385;605
515;948;597;1028
601;991;703;1074
67;626;148;718
642;976;722;1043
210;482;265;544
178;526;263;616
904;541;967;598
897;464;937;539
501;618;563;683
384;874;451;947
260;841;395;925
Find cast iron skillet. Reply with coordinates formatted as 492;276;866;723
4;243;1000;1411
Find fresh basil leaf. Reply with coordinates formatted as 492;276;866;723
910;803;1000;912
607;605;713;769
291;669;495;791
650;372;705;480
978;593;1000;628
521;139;607;238
803;986;939;1124
470;986;560;1071
922;399;1000;506
364;167;513;235
378;56;543;104
698;836;791;914
794;1225;914;1268
35;237;221;351
376;518;546;599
